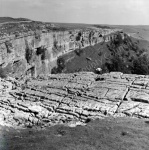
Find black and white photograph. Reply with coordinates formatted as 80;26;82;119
0;0;149;149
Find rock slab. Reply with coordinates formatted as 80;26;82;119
1;72;149;128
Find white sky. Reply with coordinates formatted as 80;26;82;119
0;0;149;25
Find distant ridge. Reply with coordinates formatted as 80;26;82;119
0;17;32;24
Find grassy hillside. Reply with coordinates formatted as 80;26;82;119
1;117;149;150
0;17;31;24
53;42;110;74
52;33;149;75
104;35;149;74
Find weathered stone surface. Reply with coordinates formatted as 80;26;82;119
1;71;149;128
0;28;116;78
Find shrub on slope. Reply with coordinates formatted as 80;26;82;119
105;33;149;74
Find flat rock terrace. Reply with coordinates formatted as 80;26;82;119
1;71;149;128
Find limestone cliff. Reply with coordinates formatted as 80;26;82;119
1;72;149;128
0;29;116;78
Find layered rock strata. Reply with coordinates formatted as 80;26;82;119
1;72;149;128
0;29;117;78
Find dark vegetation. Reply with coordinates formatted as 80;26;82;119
74;49;84;56
25;40;34;64
51;27;68;31
36;46;48;60
53;32;149;75
51;57;65;74
104;32;149;74
0;63;12;78
0;67;7;78
0;61;27;79
54;42;109;74
5;41;12;53
25;38;48;65
94;25;112;29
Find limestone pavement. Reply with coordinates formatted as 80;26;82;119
1;72;149;128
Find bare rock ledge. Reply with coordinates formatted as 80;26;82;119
1;71;149;128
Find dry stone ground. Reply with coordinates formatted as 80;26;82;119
1;72;149;128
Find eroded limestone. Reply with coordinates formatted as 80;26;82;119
1;72;149;128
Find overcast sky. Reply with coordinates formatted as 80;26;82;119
0;0;149;25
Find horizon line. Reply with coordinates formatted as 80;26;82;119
0;16;149;26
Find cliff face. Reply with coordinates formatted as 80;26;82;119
0;29;115;78
1;72;149;128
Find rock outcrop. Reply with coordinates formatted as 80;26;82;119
0;29;117;78
1;71;149;128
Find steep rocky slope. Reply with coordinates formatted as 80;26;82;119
1;71;149;128
59;34;149;74
0;28;117;78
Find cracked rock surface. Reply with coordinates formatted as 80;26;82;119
1;72;149;128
